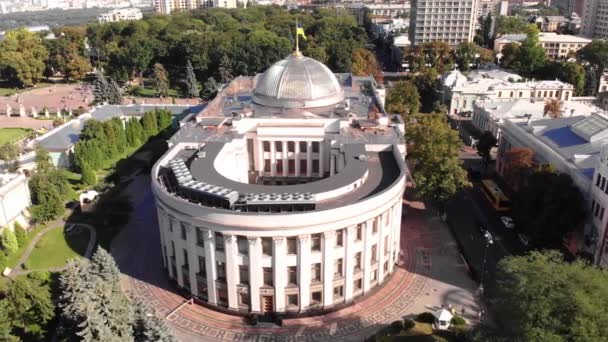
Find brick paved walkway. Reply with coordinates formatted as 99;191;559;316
115;177;477;342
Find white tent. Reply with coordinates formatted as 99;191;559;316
434;308;453;330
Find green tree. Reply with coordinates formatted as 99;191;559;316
385;81;420;120
407;114;470;204
218;54;233;84
108;78;123;105
156;109;173;132
0;298;18;341
476;131;497;172
512;25;547;77
351;48;379;77
499;42;519;67
13;222;26;248
4;278;54;339
141;111;159;139
133;300;177;342
475;14;493;48
152;63;169;97
93;72;112;104
81;162;97;186
184;60;200;98
495;250;608;341
201;77;219;101
30;185;63;224
423;41;453;73
455;42;479;71
578;40;608;73
0;28;49;87
495;16;530;35
513;170;586;247
1;229;18;254
0;143;21;172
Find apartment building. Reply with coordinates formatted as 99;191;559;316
582;0;608;38
154;0;236;14
494;32;592;59
409;0;478;46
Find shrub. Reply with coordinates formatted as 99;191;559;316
0;252;7;271
389;320;404;334
28;270;51;282
14;223;27;247
1;228;19;254
403;318;415;330
451;315;467;326
416;312;436;324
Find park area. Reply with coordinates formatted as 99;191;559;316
0;127;31;145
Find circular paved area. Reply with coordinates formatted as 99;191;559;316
114;176;475;342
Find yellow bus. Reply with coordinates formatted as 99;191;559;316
480;179;510;211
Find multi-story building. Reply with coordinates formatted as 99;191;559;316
0;172;31;229
496;112;608;267
153;0;236;14
494;32;592;59
582;0;608;38
476;0;508;18
409;0;478;46
97;8;143;23
541;16;570;32
151;52;407;314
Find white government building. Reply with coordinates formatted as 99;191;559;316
151;51;407;314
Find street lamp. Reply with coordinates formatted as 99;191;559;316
478;230;494;296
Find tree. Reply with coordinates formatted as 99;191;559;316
1;229;18;254
499;42;519;67
513;170;586;247
141;111;159;139
385;81;420;120
495;16;530;35
0;28;48;87
0;298;18;341
218;54;233;84
156;109;173;132
543;98;562;118
13;222;26;248
578;40;608;74
93;72;111;104
30;185;63;224
201;77;219;101
495;250;608;341
407;114;471;204
502;147;534;189
476;131;497;172
423;41;453;73
455;42;478;71
4;278;54;339
512;25;547;77
184;60;200;98
152;63;169;97
475;14;493;48
351;48;379;77
0;143;21;172
108;78;122;105
133;299;177;342
81;162;97;187
29;147;69;223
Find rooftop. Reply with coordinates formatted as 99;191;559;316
496;32;592;44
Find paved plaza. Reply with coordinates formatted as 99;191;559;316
112;176;479;341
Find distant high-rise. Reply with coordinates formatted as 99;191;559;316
582;0;608;38
154;0;240;14
410;0;479;46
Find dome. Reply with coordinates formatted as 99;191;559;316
252;54;344;109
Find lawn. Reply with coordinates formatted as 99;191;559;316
0;128;32;145
25;226;90;270
0;82;53;96
129;85;181;98
5;224;48;269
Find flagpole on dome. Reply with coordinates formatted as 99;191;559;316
295;18;301;57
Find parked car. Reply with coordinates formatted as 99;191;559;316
500;216;515;229
518;233;530;246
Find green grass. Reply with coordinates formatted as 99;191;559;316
129;85;181;98
25;227;89;270
0;82;53;96
6;224;48;269
0;128;32;145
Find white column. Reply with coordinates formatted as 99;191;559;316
273;237;287;312
386;208;395;275
330;152;335;177
345;226;356;301
306;141;312;177
270;140;276;177
322;231;335;307
172;220;184;287
186;224;199;296
393;202;403;267
224;235;239;310
298;235;311;311
378;213;386;283
319;140;324;177
203;230;218;304
157;210;168;268
166;216;175;278
295;141;301;177
282;141;288;177
257;140;264;177
362;219;373;292
248;237;262;313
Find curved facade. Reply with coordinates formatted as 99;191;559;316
152;54;407;314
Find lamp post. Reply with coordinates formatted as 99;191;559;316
478;230;494;296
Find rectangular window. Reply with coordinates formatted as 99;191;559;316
263;267;273;286
354;278;362;291
287;237;297;255
371;270;377;282
217;262;226;282
198;256;206;275
334;258;343;277
311;234;321;252
384;260;389;272
288;141;295;152
182;249;189;268
333;285;344;299
311;291;322;304
263;141;270;152
600;207;605;221
371;244;377;262
312;141;320;153
595;202;600;217
288;266;297;285
215;232;224;251
602;177;606;191
239;265;249;285
169;218;174;232
262;237;273;256
336;230;344;247
355;252;362;271
312;159;319;173
287;294;298;307
181;223;187;240
597;173;602;187
196;228;204;246
311;263;322;282
384;236;389;255
275;141;283;152
300;159;307;174
264;159;271;172
237;236;248;254
373;220;378;234
299;141;307;153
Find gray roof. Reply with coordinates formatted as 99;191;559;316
36;104;203;152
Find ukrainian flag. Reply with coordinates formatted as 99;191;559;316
296;23;307;41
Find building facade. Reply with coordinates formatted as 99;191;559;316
582;0;608;38
153;0;238;14
409;0;478;46
494;32;591;59
151;53;407;314
0;173;31;229
98;8;143;23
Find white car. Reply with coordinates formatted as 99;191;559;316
501;216;515;229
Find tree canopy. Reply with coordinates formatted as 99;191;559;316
495;16;530;35
495;251;608;341
351;48;380;77
511;25;547;77
385;80;420;120
0;28;49;87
